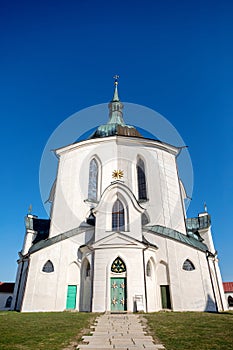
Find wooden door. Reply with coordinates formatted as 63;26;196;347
111;277;127;311
160;285;171;309
66;285;77;309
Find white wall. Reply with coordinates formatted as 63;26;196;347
92;247;146;312
20;232;88;312
50;136;186;239
144;231;217;311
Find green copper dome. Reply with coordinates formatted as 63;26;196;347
90;78;142;139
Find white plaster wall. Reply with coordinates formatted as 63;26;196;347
144;251;158;312
94;182;144;241
79;254;92;312
176;248;216;311
199;226;215;253
50;136;186;239
50;139;118;237
67;262;81;310
21;233;87;312
143;231;217;311
156;151;186;233
92;247;146;312
22;229;36;255
208;259;228;311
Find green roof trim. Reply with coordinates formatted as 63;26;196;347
28;226;94;254
145;225;208;252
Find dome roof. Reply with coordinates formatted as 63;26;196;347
91;122;142;139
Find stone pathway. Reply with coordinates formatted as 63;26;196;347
77;314;166;350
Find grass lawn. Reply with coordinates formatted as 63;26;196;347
145;311;233;350
0;311;96;350
1;311;233;350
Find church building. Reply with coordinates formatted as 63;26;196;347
12;79;227;313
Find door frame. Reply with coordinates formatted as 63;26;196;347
160;285;171;309
66;285;77;310
110;276;127;312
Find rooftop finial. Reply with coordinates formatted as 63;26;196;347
113;74;119;84
112;75;120;101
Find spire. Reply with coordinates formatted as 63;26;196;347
112;75;120;101
108;75;125;125
89;75;142;139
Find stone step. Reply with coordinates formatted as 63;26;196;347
77;314;166;350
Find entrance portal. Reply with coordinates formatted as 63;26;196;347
66;285;77;309
111;277;127;311
160;285;171;309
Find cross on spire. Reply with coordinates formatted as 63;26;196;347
113;74;120;85
111;75;120;102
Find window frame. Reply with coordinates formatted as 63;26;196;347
111;257;126;273
146;260;152;277
182;259;195;271
137;157;148;201
5;296;12;308
112;199;125;231
42;260;54;273
88;158;99;202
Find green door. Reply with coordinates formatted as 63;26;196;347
66;285;77;309
111;277;126;311
160;285;171;309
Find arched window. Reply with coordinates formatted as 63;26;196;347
88;158;98;201
111;257;126;273
137;158;147;200
86;261;91;278
182;259;195;271
5;296;12;308
228;296;233;307
112;199;125;231
42;260;54;273
146;260;152;277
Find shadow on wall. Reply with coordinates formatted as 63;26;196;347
205;294;217;312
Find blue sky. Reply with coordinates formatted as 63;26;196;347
0;0;232;282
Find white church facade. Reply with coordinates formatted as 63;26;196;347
12;80;227;313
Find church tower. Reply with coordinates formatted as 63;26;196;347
12;78;227;313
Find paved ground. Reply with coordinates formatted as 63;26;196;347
77;313;166;350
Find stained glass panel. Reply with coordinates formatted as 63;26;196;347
111;257;126;273
182;259;195;271
42;260;54;273
88;159;98;201
112;199;125;231
137;158;147;200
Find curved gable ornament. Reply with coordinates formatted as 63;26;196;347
93;181;145;215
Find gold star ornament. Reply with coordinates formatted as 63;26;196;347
112;169;124;180
112;297;118;305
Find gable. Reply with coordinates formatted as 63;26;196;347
92;232;146;250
